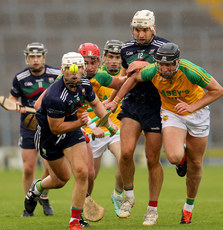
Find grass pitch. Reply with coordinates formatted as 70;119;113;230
0;166;223;230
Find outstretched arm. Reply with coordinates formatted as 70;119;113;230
106;71;143;111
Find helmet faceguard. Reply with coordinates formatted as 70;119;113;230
103;40;123;74
24;42;47;72
78;43;101;79
61;52;85;88
154;43;180;79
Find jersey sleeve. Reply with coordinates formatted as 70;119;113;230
10;76;22;98
180;60;211;88
93;72;113;87
140;63;157;81
81;78;96;103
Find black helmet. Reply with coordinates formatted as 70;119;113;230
103;40;123;55
155;43;180;64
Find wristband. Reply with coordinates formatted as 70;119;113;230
88;122;96;129
107;125;114;132
113;96;121;104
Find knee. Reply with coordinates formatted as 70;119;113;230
75;165;88;181
167;154;182;165
146;152;160;167
121;149;134;162
54;179;67;188
57;173;71;185
23;165;35;176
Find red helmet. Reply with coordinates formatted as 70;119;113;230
78;43;100;59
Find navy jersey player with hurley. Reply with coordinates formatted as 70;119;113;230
9;42;60;217
24;52;117;230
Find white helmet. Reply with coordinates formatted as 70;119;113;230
131;10;155;31
61;52;85;70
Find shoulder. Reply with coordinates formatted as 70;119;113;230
45;65;61;76
81;78;92;87
141;63;157;79
179;59;211;85
121;40;135;50
15;68;31;81
151;36;170;49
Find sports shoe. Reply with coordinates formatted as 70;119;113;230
111;194;123;216
176;153;187;177
39;198;54;216
143;209;158;226
21;210;34;217
118;196;135;218
180;208;192;224
24;179;42;214
69;220;83;230
79;215;91;228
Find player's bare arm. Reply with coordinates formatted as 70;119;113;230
107;75;127;90
34;90;46;110
106;71;142;111
48;111;89;135
8;93;27;113
175;77;223;114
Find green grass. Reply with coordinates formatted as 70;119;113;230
0;166;223;229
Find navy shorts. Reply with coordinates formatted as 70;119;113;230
117;98;162;133
19;128;35;149
34;125;86;161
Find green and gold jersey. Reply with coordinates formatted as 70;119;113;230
84;65;122;133
140;59;211;116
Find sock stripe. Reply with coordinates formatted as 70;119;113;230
124;185;134;191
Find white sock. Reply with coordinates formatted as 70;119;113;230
147;206;157;212
184;203;194;212
125;190;134;198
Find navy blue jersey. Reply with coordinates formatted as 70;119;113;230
121;36;169;102
36;77;96;134
10;65;61;134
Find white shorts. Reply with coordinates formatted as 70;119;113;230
161;106;210;137
89;133;120;158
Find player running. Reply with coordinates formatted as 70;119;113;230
24;52;118;230
82;40;124;216
105;9;169;225
107;42;223;225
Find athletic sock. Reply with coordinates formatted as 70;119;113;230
70;207;82;224
147;200;158;211
184;197;195;212
112;188;123;198
34;181;43;195
124;185;134;198
40;191;48;199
